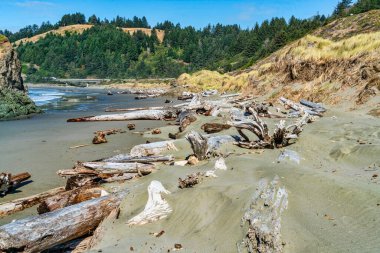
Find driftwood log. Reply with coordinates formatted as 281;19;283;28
279;97;322;116
0;187;66;217
0;190;128;252
201;123;231;134
178;110;197;132
103;154;174;163
80;162;155;175
0;172;31;196
53;207;121;253
186;131;241;159
299;99;326;113
67;109;178;122
37;187;108;214
130;140;177;157
186;131;208;160
127;181;171;225
105;106;165;112
239;176;288;253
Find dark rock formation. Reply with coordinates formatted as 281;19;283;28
0;35;39;119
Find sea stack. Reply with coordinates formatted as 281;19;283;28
0;35;39;119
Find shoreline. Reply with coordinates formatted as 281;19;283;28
26;79;174;90
0;91;379;252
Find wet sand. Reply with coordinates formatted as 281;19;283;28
1;89;380;252
0;87;170;223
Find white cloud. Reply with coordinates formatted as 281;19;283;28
15;1;54;8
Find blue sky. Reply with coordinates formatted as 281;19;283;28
0;0;341;32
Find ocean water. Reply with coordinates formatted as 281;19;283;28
27;86;170;114
27;87;102;112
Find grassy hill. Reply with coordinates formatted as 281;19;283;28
14;24;165;45
178;10;380;107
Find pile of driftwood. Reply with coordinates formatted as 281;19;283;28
0;147;175;252
0;91;326;252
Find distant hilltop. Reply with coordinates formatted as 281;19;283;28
15;25;165;45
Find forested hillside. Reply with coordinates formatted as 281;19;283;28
1;0;379;81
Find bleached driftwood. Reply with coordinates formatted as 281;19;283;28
207;135;240;155
81;162;155;175
0;190;128;253
230;108;310;149
178;110;197;132
67;109;178;122
63;207;121;252
202;89;218;97
58;163;154;179
279;97;321;116
37;187;108;214
0;187;66;217
299;99;326;112
186;131;208;160
105;106;165;112
127;181;171;225
130;140;178;157
186;94;202;109
102;173;138;183
186;131;240;159
103;154;174;163
238;176;288;253
220;93;241;98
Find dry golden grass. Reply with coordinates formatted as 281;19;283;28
177;70;253;92
121;28;165;42
287;32;380;61
15;25;165;45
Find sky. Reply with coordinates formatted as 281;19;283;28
0;0;342;32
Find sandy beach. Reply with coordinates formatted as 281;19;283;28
0;86;379;252
0;86;170;223
83;107;380;253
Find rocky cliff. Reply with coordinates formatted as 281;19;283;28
0;35;39;119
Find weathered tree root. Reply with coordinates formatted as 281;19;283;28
230;107;311;149
127;181;172;225
239;176;288;253
186;131;208;160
